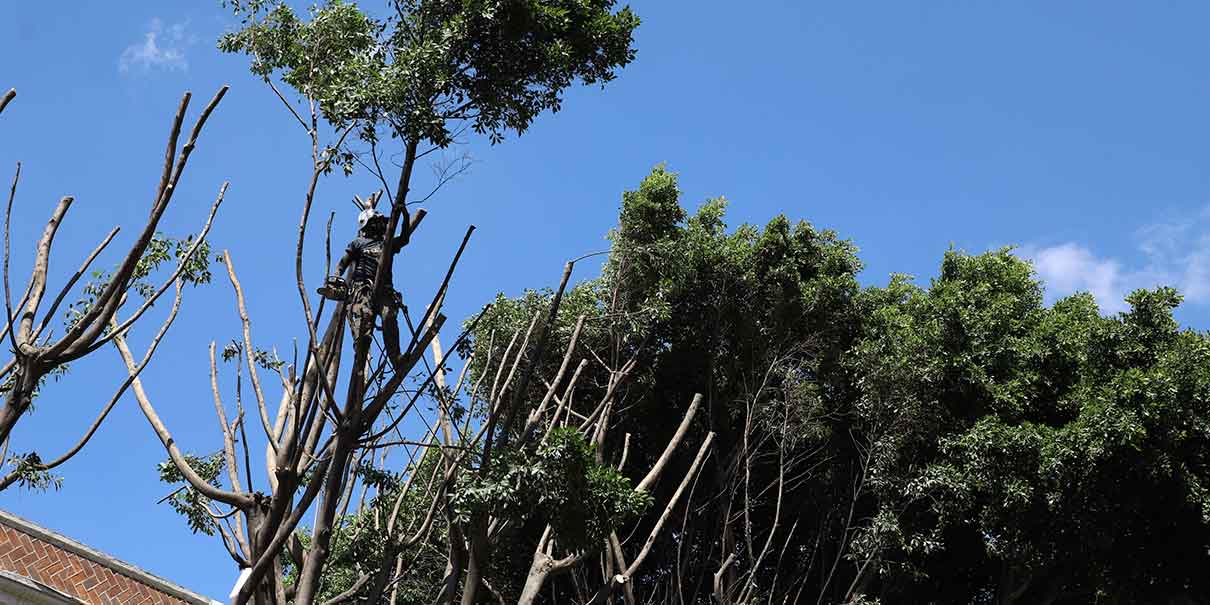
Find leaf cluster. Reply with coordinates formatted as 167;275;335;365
2;451;63;492
453;428;650;551
65;234;213;332
157;450;228;536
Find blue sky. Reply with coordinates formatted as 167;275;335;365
2;1;1209;600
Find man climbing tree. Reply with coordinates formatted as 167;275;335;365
322;193;407;366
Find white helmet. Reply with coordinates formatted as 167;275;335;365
358;208;385;230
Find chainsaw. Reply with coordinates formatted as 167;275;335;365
316;276;348;301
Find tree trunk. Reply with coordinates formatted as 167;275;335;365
517;556;553;605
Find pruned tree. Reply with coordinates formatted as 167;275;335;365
0;86;228;492
239;251;719;605
441;259;716;605
128;1;642;604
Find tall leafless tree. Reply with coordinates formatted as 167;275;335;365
0;86;227;491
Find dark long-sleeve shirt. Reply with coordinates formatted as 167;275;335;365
340;236;390;286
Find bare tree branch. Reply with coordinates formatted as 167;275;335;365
0;89;14;116
114;313;253;508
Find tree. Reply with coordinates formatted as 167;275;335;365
12;14;1208;602
0;87;226;492
881;280;1210;604
443;165;1210;604
135;2;643;604
448;165;873;603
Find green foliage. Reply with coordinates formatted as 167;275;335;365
309;164;1210;602
219;0;639;146
457;166;1210;603
3;452;63;492
291;442;452;603
616;163;685;248
0;363;69;412
220;339;286;370
853;250;1210;602
65;234;213;332
285;522;373;603
449;166;871;601
458;281;602;401
454;428;649;551
157;451;227;536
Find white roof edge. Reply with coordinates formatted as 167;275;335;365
0;570;84;604
0;509;214;605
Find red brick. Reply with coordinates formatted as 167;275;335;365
0;516;207;605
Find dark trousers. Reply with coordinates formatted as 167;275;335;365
348;282;403;366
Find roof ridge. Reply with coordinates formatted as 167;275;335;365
0;509;217;605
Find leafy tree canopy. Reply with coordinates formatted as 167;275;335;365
455;166;1210;603
220;0;638;146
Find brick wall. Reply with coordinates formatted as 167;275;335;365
0;512;211;605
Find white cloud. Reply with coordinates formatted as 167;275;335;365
1022;206;1210;313
1027;243;1127;312
119;18;191;74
